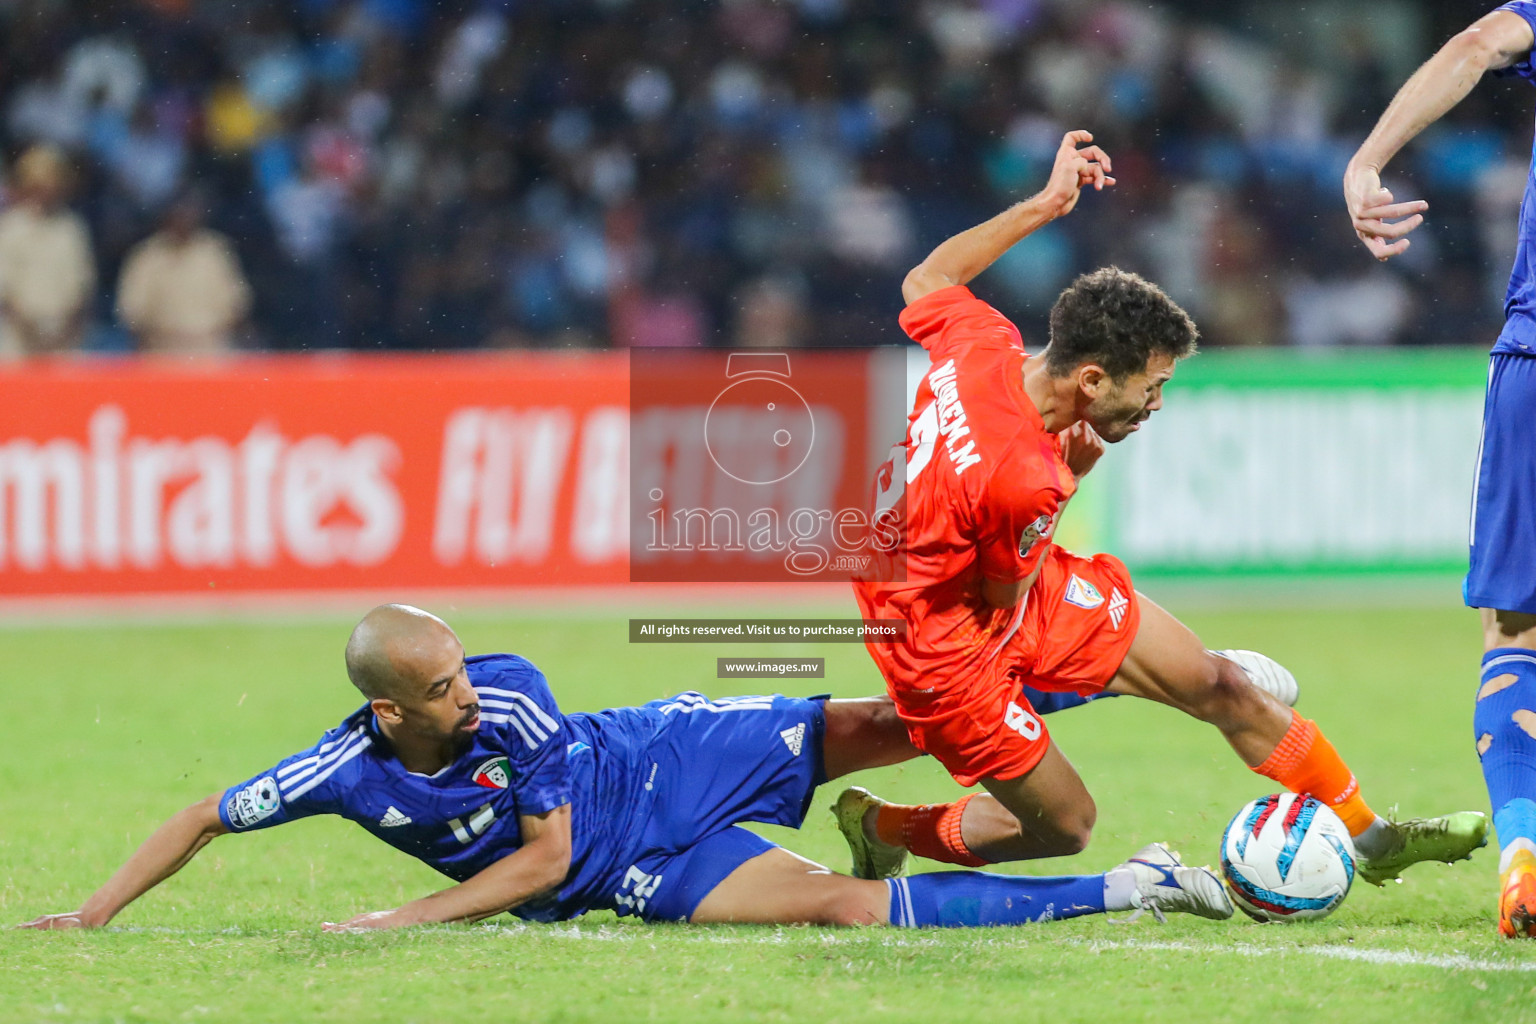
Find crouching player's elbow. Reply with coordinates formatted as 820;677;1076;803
518;806;574;898
532;840;572;895
193;791;230;833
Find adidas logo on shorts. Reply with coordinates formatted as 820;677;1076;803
780;724;805;756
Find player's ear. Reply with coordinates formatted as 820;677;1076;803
370;697;403;724
1076;363;1108;399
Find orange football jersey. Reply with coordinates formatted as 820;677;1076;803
856;285;1076;699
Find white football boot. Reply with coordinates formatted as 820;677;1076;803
1118;842;1234;922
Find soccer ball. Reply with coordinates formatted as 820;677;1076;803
1220;793;1356;922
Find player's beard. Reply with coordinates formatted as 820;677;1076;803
1091;406;1150;443
1084;381;1151;443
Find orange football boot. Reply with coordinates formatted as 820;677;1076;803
1498;848;1536;938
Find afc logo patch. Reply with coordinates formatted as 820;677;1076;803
1017;514;1054;557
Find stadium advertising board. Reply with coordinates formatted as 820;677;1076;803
0;354;630;596
1027;349;1489;577
899;347;1488;577
0;347;1489;600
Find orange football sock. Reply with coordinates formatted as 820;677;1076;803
1252;711;1378;837
873;794;988;867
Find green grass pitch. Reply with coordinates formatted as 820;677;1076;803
3;598;1535;1023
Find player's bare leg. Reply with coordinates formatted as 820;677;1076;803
833;739;1096;876
690;848;888;925
820;697;921;780
1108;595;1292;765
1115;592;1486;884
1483;609;1536;651
1477;608;1536;937
971;745;1096;860
689;844;1230;927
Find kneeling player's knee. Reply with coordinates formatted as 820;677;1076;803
1031;798;1095;856
1058;806;1095;855
1185;656;1253;723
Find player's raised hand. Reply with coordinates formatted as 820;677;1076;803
15;912;91;930
1344;162;1427;261
1060;420;1106;480
1036;131;1116;220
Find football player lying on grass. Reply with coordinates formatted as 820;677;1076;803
19;604;1234;932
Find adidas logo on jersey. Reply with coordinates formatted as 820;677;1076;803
1108;588;1129;630
378;806;412;828
780;724;805;756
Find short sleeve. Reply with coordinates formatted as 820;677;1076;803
218;718;371;832
1495;3;1536;82
975;466;1067;584
899;286;1023;362
470;656;572;816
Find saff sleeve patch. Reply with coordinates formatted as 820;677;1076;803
226;775;282;828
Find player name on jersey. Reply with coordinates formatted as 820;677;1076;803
927;359;983;474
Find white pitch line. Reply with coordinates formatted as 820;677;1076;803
92;924;1536;973
490;926;1536;972
1076;937;1536;974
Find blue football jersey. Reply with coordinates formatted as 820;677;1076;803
1494;1;1536;352
217;653;671;921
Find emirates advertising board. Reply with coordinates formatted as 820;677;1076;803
0;350;905;599
0;354;631;596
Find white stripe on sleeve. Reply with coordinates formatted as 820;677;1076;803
285;736;372;800
480;711;538;749
277;728;367;788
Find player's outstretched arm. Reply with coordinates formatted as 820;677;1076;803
322;805;572;932
1345;9;1534;260
902;130;1114;305
16;792;230;930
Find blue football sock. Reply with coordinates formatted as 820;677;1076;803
886;871;1106;927
1475;648;1536;871
1020;685;1117;716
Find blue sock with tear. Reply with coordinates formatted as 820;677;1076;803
1475;649;1536;873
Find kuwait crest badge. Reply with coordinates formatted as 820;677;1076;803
473;756;511;790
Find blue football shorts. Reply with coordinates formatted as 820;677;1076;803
604;693;828;923
1467;352;1536;614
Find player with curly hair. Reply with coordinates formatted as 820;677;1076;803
841;131;1487;888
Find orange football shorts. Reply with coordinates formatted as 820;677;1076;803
893;546;1140;786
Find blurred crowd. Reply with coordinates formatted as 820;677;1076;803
0;0;1527;355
